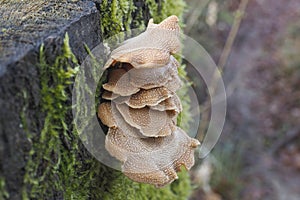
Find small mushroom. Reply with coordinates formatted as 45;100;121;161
103;15;181;69
116;103;177;137
105;126;200;187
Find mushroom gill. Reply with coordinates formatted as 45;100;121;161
97;15;200;187
116;103;176;137
103;57;181;97
105;126;200;187
102;68;140;96
122;87;174;109
151;94;182;113
98;102;144;138
102;90;120;100
97;102;116;128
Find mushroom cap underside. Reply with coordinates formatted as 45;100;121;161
105;126;200;187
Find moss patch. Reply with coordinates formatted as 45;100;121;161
102;167;191;200
146;0;186;23
177;64;192;132
0;177;9;200
22;33;103;199
99;0;134;35
99;0;186;39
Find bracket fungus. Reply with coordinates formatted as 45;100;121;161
103;16;181;69
118;87;174;108
98;15;200;187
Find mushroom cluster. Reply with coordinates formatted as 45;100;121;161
98;15;200;187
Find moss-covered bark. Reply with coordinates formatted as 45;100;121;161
1;1;191;199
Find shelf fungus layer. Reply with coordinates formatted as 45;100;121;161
98;15;200;187
103;16;181;69
105;127;200;187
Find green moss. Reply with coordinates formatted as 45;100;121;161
22;33;105;199
177;64;192;132
0;177;9;200
146;0;186;23
99;0;186;40
99;0;136;42
103;167;191;200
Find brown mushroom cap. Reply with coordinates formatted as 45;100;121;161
103;57;181;97
103;15;181;69
119;87;174;109
151;93;182;113
102;68;140;96
164;72;183;92
98;102;144;138
116;103;177;137
152;15;180;33
102;90;120;100
97;102;116;128
105;126;200;187
128;56;179;90
105;127;160;162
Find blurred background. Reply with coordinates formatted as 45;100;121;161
184;0;300;199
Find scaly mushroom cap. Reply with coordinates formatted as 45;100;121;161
165;71;183;92
120;87;174;109
103;56;180;98
116;103;177;137
102;90;120;100
148;15;180;33
151;94;182;113
103;15;181;69
98;102;144;138
97;102;116;128
102;68;140;96
105;126;200;187
128;56;179;90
